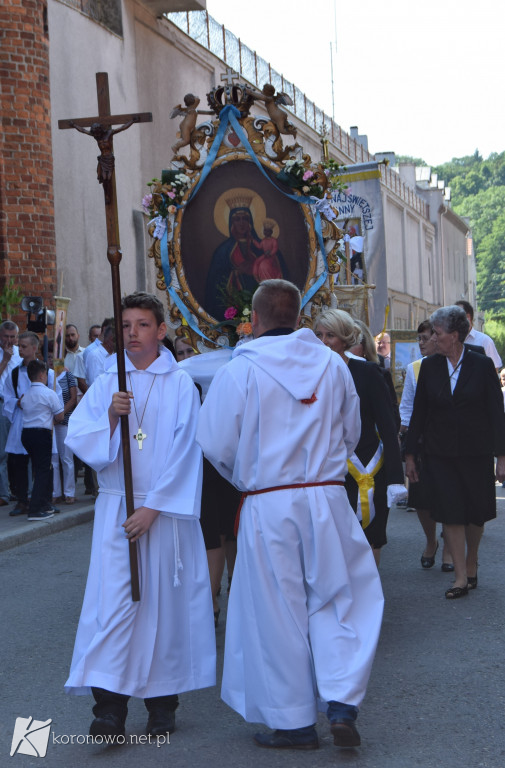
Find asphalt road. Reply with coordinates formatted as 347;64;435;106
2;493;505;768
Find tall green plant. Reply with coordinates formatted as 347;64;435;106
0;279;22;318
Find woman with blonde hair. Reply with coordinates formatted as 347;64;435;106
351;318;400;431
350;319;379;364
314;309;405;563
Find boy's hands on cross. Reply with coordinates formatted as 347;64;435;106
109;391;133;436
123;506;160;542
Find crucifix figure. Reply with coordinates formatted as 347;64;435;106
68;120;135;200
133;427;147;450
58;72;152;601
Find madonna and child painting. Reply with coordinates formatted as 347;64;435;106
180;160;309;320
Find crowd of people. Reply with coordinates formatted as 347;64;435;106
0;319;117;519
2;284;505;751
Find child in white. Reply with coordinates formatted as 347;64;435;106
21;359;63;521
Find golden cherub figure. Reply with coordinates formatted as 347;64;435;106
249;84;297;137
170;94;213;154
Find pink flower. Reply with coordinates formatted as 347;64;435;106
142;193;153;213
224;307;238;320
303;170;314;181
167;190;176;199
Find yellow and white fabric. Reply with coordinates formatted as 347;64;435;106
347;443;384;528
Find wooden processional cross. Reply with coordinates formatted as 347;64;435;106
58;72;152;601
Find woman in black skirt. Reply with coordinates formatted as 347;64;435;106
399;321;453;571
315;309;405;565
405;305;505;599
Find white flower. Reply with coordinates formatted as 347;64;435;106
149;215;167;240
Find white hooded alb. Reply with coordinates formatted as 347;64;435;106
197;329;384;729
65;348;216;698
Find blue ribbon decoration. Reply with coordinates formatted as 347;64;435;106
159;103;331;342
159;225;220;345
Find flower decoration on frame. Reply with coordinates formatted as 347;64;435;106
142;170;193;218
213;283;254;345
277;158;347;198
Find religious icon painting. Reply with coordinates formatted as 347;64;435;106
179;160;310;321
144;71;355;349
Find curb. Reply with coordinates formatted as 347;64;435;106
0;503;95;553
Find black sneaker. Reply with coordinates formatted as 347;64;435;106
27;510;55;521
9;505;29;517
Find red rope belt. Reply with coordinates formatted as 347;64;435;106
233;480;345;537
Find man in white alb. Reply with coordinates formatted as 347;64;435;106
197;279;383;751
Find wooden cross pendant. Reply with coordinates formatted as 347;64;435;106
133;428;147;450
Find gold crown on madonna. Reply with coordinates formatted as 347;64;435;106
227;195;253;210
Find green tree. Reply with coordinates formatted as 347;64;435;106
395;155;428;166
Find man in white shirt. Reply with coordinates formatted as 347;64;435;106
456;300;502;370
85;323;115;386
64;324;87;394
0;321;21;506
76;317;114;496
4;332;61;516
82;324;102;364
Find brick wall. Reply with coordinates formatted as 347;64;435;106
0;0;57;328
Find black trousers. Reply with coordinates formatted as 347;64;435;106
8;452;30;505
21;428;53;514
91;687;179;720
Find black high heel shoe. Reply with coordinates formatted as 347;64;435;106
421;541;438;569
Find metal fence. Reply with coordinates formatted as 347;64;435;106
167;10;428;219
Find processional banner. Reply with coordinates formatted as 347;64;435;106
331;161;387;335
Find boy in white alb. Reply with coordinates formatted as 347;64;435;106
65;292;215;741
21;359;64;521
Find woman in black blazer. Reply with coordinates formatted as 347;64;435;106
315;310;405;565
405;305;505;599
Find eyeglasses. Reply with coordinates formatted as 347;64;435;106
416;335;432;343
